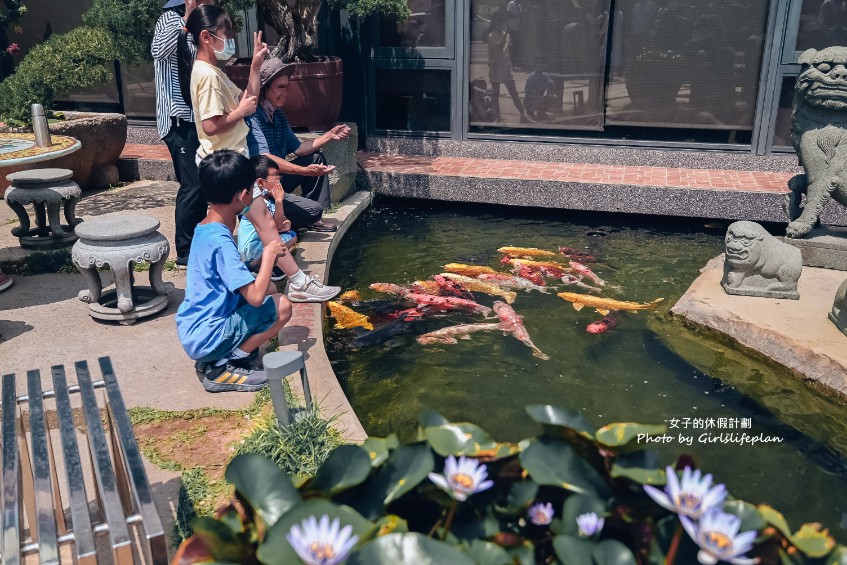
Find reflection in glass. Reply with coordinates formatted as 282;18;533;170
374;69;451;131
121;64;157;118
380;0;446;48
772;76;797;149
796;0;847;53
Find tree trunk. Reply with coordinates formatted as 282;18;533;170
258;0;323;63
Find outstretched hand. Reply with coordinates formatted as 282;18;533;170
252;31;268;66
327;124;351;141
303;164;336;177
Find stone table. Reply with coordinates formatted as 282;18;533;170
4;168;83;248
72;214;171;325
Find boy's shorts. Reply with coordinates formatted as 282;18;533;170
240;230;298;264
197;296;277;363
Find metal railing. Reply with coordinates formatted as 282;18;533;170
1;357;167;564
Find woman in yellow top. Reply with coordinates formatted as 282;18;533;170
177;4;267;162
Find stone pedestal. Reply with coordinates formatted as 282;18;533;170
72;214;172;325
4;169;82;249
783;226;847;271
299;123;358;204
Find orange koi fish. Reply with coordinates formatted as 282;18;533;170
412;280;442;295
497;246;557;257
557;292;663;315
327;301;373;330
439;273;517;304
586;313;621;334
432;275;475;300
443;263;499;277
369;283;409;296
338;290;361;302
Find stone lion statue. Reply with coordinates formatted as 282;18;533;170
830;278;847;335
722;221;802;299
784;46;847;238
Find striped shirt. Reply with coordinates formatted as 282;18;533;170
151;9;195;139
246;106;302;158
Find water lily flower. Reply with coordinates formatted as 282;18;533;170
644;466;727;519
286;515;359;565
5;43;19;55
528;502;554;525
576;512;604;537
680;508;759;565
428;455;494;501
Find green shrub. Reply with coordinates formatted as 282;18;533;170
82;0;159;66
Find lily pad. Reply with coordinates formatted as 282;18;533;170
191;517;252;563
308;445;373;494
466;539;513;565
257;499;372;565
722;500;766;533
791;523;836;557
424;423;498;456
419;407;451;428
362;434;400;468
224;455;301;529
347;533;475;565
553;534;595;565
496;480;539;515
349;443;434;518
520;438;609;497
759;505;793;539
507;541;536;565
610;450;664;485
525;405;595;439
592;539;638;565
595;422;667;448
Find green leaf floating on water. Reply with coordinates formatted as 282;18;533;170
553;534;595;565
257;499;373;565
466;539;513;565
560;494;607;536
346;532;475;565
520;438;609;497
191;516;252;563
592;539;638;565
361;434;399;467
610;450;665;485
307;445;373;495
349;443;435;518
791;523;836;557
424;422;498;456
419;407;450;429
595;422;667;447
496;480;539;515
224;454;301;529
722;500;766;533
526;405;595;439
759;504;793;539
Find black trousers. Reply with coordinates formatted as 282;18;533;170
164;118;205;259
281;152;331;230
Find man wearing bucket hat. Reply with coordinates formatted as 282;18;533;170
246;57;351;233
152;0;214;268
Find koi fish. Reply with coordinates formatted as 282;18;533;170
568;261;606;286
338;290;361;302
557;292;663;315
417;322;503;345
560;274;601;293
497;246;557;258
388;307;427;321
477;273;550;293
586;313;621;334
412;280;442;296
443;263;499;277
505;258;570;280
439;273;517;304
349;318;419;349
405;293;494;317
432;275;475;300
492;301;550;360
327;301;373;330
369;282;409;296
558;246;598;262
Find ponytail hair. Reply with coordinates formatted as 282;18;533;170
177;4;233;107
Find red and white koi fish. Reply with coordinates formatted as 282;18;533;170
492;301;550;360
369;282;410;296
586;313;621;334
417;322;503;345
569;260;607;286
559;246;598;262
501;257;548;286
432;275;475;300
477;273;550;293
560;274;601;293
405;293;494;317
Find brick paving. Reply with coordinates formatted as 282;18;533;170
121;144;795;193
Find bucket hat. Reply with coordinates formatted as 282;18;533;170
260;58;296;89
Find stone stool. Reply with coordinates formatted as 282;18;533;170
4;168;83;249
72;214;172;325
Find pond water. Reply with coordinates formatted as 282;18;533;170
326;198;847;539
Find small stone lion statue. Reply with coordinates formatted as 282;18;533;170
722;221;802;299
830;278;847;336
784;46;847;238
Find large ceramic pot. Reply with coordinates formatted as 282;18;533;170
0;111;127;195
224;57;344;131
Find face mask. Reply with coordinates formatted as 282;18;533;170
210;33;236;60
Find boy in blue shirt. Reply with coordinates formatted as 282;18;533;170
176;150;292;392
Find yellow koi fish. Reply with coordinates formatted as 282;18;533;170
439;273;517;304
327;301;373;330
557;292;663;316
443;263;498;277
412;280;441;295
497;246;557;257
338;290;361;302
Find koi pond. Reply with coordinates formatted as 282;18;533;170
326;198;847;539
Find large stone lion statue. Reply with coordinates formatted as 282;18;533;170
784;46;847;238
722;221;802;299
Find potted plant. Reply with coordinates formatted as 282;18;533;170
224;0;409;129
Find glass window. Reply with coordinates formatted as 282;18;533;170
796;0;847;52
771;76;797;149
121;64;157;119
379;0;446;48
374;69;451;131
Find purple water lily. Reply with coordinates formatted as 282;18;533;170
528;502;554;525
644;466;727;519
428;455;494;501
680;508;759;565
286;515;359;565
576;512;604;537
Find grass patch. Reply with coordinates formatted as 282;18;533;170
133;258;178;273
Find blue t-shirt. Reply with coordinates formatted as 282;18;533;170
176;222;256;360
246;107;302;158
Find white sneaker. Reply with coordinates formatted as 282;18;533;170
287;276;341;303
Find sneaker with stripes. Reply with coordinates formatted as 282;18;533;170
201;362;268;392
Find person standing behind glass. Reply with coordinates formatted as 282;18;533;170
152;0;214;269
